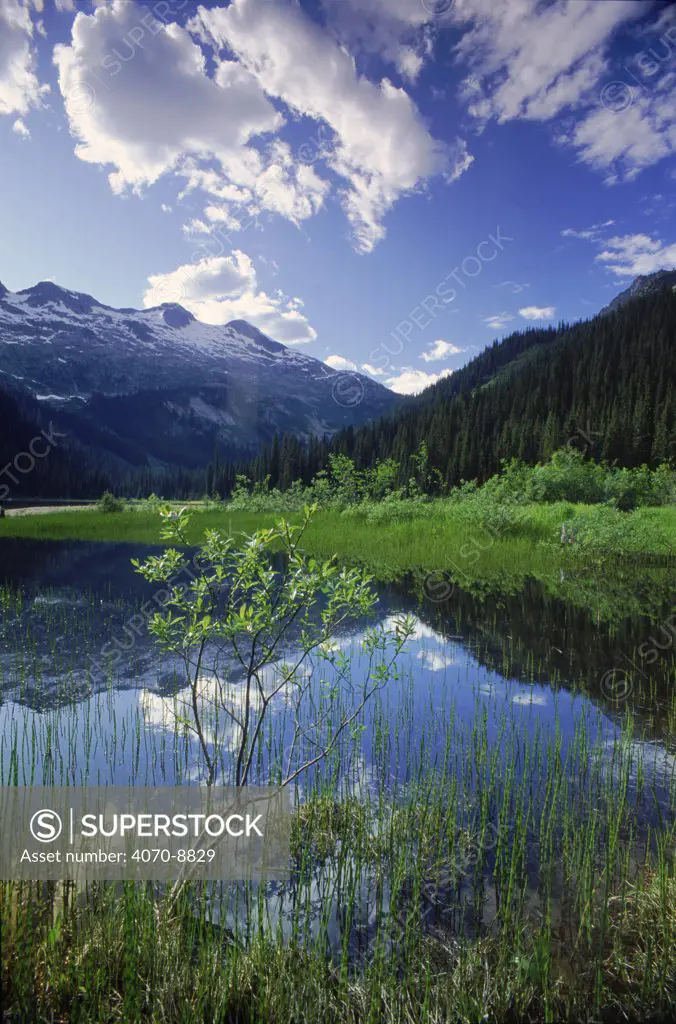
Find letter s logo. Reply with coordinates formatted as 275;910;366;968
30;809;63;843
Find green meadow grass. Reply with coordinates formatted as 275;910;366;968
3;502;675;562
2;503;674;633
0;508;281;545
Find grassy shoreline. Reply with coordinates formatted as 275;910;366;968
3;503;674;628
2;502;675;567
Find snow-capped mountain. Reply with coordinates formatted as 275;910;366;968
0;281;397;467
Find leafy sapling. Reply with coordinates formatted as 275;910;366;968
133;504;414;789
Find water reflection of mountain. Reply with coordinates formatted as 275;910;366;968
0;538;167;597
1;541;674;742
0;540;376;710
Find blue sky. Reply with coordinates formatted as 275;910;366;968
0;0;675;394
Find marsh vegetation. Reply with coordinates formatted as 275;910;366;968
0;486;675;1020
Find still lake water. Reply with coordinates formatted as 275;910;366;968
1;538;675;950
1;538;674;787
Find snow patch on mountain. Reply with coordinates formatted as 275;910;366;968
0;279;398;468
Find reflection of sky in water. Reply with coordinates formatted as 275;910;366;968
0;538;674;807
2;606;672;809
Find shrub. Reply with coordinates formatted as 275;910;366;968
98;491;124;513
200;492;222;509
529;448;606;503
228;475;317;513
134;504;414;789
447;479;479;503
648;463;676;506
453;451;676;510
481;458;535;504
569;505;667;555
142;492;162;513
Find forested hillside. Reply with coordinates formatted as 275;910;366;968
246;285;676;490
0;387;111;499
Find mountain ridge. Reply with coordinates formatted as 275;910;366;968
0;280;397;469
2;267;674;496
599;268;676;315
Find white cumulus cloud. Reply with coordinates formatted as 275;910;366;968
452;0;676;181
0;0;49;118
192;0;470;253
386;367;452;395
421;339;463;362
319;0;441;82
560;79;676;182
453;0;642;124
519;305;556;320
484;313;515;330
595;233;676;277
496;280;529;294
53;0;469;253
561;219;615;240
143;252;317;344
53;0;283;194
559;220;676;278
12;116;29;137
324;354;357;372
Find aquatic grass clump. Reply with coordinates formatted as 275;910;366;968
291;795;372;861
3;820;676;1023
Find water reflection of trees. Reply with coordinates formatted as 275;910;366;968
391;571;676;744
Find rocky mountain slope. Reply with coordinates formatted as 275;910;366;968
599;268;676;315
0;281;397;468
